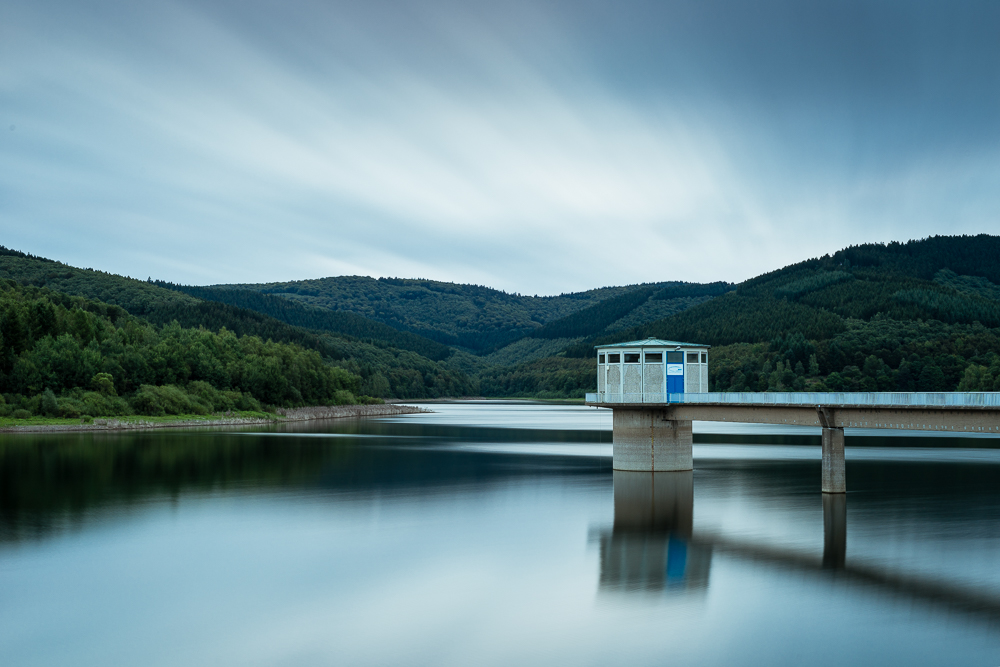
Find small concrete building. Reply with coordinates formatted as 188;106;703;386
596;337;710;402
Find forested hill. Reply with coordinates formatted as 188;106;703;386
0;247;475;400
215;275;672;352
511;234;1000;397
614;234;1000;347
0;246;198;315
152;282;453;361
0;280;362;419
8;234;1000;402
0;248;451;360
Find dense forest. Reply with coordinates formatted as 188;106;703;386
0;248;477;406
0;281;360;418
5;234;1000;408
218;274;676;352
563;235;1000;395
153;282;454;360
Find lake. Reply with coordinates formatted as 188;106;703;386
2;401;1000;666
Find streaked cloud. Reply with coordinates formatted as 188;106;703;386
2;0;999;293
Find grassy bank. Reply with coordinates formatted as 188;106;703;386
0;403;429;432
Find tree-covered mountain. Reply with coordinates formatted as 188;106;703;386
530;282;732;340
548;235;1000;395
0;248;474;401
7;234;999;402
215;275;672;352
152;282;453;361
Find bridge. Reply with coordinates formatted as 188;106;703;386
584;391;1000;493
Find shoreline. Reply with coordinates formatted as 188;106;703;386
0;403;431;434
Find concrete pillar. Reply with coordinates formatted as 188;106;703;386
821;426;846;493
612;408;692;472
822;493;847;569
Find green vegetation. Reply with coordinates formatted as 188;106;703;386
0;410;275;429
0;281;362;419
153;282;453;360
220;275;662;352
530;285;663;338
586;235;1000;393
9;234;1000;403
0;248;478;401
320;337;476;399
202;274;729;397
478;357;594;399
466;235;1000;397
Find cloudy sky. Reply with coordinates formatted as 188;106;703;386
2;0;999;294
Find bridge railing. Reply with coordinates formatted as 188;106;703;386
584;391;1000;407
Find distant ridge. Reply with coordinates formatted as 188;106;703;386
154;282;453;361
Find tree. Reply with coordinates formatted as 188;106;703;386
91;372;117;396
918;364;947;391
41;388;58;416
808;354;820;377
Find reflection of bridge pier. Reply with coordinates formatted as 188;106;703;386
596;467;1000;623
823;493;847;569
598;471;846;593
598;471;710;593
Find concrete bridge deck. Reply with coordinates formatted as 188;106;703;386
584;392;1000;492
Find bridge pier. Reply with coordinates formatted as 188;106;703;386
821;427;846;493
608;406;847;491
612;409;692;472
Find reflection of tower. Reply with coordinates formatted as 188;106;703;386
599;471;711;593
822;493;846;570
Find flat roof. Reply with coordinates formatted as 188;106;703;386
595;337;711;349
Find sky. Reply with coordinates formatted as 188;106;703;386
2;0;999;295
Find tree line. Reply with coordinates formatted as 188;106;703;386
0;282;363;419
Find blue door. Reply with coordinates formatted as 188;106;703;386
666;352;684;395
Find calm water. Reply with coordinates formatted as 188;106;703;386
3;402;1000;666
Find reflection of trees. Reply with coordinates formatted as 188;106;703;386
0;431;340;541
0;423;611;544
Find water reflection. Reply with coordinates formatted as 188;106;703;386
598;471;711;594
0;424;610;545
5;404;1000;666
596;471;848;595
597;467;1000;626
597;466;1000;627
823;494;847;570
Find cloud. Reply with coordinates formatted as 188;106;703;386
2;0;999;293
